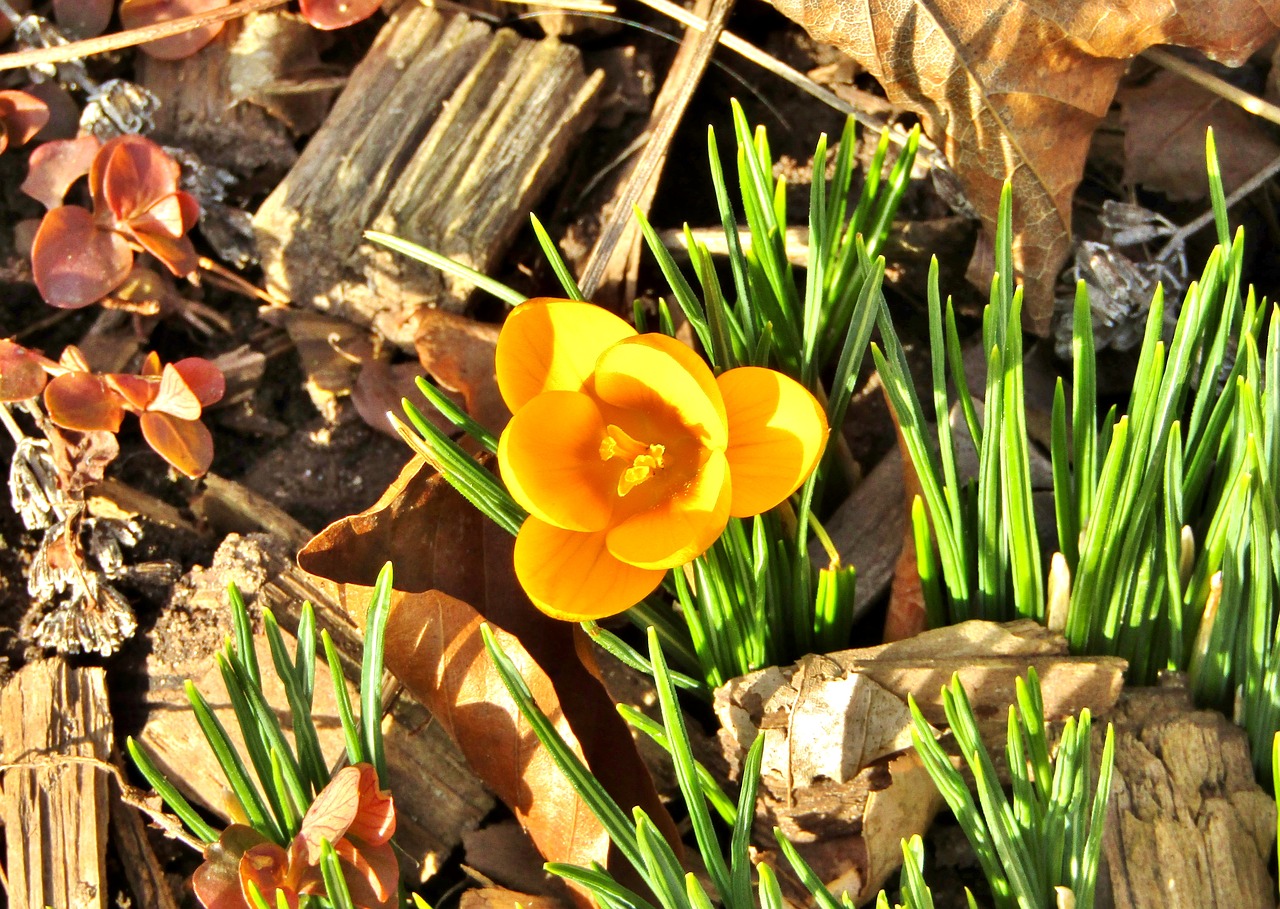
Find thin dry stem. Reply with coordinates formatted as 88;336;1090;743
633;0;946;169
1143;47;1280;128
0;0;287;72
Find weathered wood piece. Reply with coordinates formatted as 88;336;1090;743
136;533;493;882
253;2;603;347
1101;682;1277;909
136;17;298;180
1;660;112;909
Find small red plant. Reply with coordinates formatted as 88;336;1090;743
193;764;399;909
299;0;383;29
42;349;224;478
30;135;200;310
0;89;49;155
119;0;232;60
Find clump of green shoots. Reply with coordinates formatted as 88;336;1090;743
127;565;398;909
374;101;920;689
487;624;1113;909
878;128;1280;786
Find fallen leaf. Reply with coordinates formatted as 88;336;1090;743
298;458;675;903
765;0;1280;331
715;619;1127;902
414;310;509;434
460;888;565;909
352;359;450;440
1119;68;1280;201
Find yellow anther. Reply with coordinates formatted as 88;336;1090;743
601;424;665;495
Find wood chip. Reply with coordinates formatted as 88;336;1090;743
253;3;603;347
1;660;112;909
1102;681;1277;909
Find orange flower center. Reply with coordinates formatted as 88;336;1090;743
600;423;666;497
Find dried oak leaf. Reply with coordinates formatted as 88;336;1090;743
766;0;1280;332
298;458;675;906
414;309;509;435
1119;68;1280;201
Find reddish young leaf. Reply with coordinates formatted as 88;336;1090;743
297;766;364;864
53;0;114;37
21;135;101;210
193;825;275;909
239;842;299;908
174;357;227;407
149;363;204;420
0;89;50;155
139;410;215;477
0;340;49;402
95;135;183;221
108;372;159;412
118;0;231;60
32;205;133;308
44;372;126;432
298;0;382;30
132;220;200;277
341;764;396;847
330;837;398;909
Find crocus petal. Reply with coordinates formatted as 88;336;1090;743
497;391;618;532
495;298;635;413
606;449;731;569
32;205;132;308
717;366;828;517
514;517;665;620
593;336;728;450
139;411;214;477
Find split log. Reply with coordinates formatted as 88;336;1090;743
109;763;181;909
253;2;604;348
1101;681;1277;909
1;660;112;909
135;533;493;882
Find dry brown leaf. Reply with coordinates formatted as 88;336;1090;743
766;0;1280;331
715;619;1127;901
460;888;565;909
1119;69;1280;201
298;458;675;903
414;310;509;435
882;393;927;642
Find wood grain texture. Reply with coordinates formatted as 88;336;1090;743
1;660;112;909
253;2;603;347
1102;683;1277;909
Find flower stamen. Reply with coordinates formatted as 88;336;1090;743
600;423;665;496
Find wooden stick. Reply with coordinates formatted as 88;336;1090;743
578;0;734;299
1143;47;1280;128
